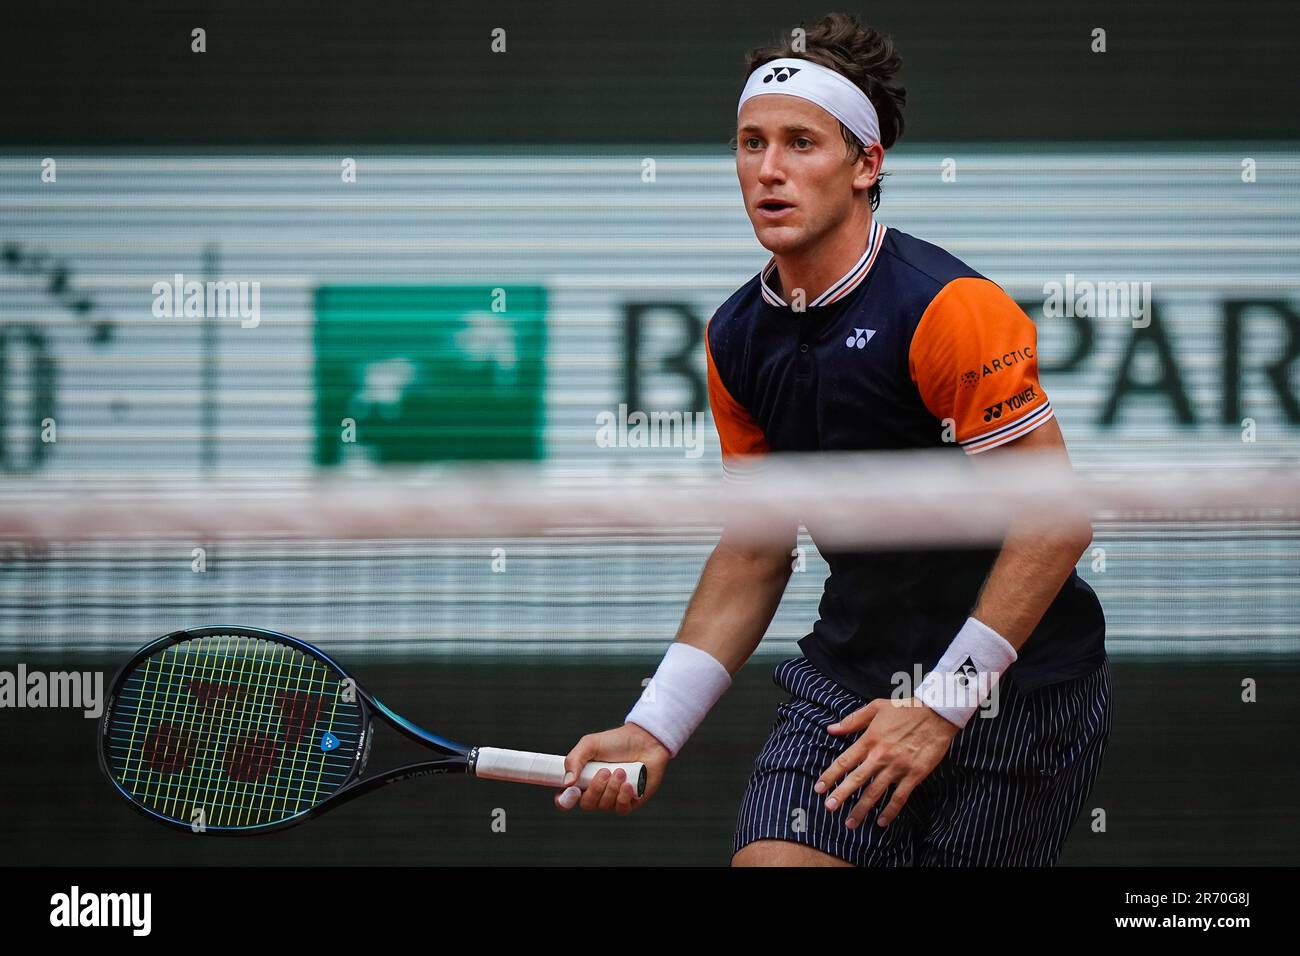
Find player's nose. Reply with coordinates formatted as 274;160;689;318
757;155;786;184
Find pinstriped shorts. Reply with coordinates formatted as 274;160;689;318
733;655;1111;866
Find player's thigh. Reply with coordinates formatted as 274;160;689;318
732;657;922;867
732;839;854;867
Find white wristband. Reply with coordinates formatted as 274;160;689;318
625;642;732;757
915;616;1018;730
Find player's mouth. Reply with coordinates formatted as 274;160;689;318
756;198;796;220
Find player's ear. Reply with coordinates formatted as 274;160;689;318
854;142;883;190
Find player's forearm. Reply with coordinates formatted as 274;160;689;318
673;535;794;673
970;519;1093;649
621;535;792;757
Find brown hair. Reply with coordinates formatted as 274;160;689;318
736;13;906;211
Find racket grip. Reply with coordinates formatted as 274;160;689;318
474;747;647;798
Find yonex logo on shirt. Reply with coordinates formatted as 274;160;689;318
764;66;801;83
845;328;876;349
984;384;1039;422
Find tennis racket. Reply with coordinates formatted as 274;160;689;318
99;625;646;834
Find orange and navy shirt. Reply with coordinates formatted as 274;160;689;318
706;221;1105;697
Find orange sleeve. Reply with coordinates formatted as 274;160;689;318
705;316;769;474
908;277;1054;454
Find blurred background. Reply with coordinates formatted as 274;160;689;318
1;1;1297;864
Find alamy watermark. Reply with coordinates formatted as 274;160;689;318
595;403;706;458
0;664;103;718
891;665;1002;718
1043;273;1152;328
50;886;151;936
152;272;261;328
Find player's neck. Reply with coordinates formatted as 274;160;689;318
770;210;874;306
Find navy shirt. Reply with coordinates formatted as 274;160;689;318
705;220;1106;699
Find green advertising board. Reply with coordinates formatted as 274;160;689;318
314;285;546;465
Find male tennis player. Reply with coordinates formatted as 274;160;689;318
555;13;1110;866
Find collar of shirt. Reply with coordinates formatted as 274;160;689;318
759;219;887;310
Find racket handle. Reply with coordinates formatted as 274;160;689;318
473;747;648;798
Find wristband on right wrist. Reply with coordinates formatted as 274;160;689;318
624;642;732;757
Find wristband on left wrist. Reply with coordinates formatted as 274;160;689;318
915;616;1017;730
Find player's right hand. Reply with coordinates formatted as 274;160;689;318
555;722;670;815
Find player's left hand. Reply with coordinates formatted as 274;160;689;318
815;698;960;829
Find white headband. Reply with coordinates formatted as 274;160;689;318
737;57;881;148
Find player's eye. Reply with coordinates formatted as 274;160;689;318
793;137;813;149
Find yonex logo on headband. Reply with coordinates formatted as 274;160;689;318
763;66;801;83
739;57;881;148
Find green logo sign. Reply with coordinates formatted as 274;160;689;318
314;285;546;465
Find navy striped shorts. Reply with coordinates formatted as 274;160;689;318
733;655;1111;866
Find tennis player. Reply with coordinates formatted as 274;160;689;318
556;13;1110;867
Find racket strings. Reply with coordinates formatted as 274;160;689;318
113;637;285;823
106;634;363;829
141;637;351;825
